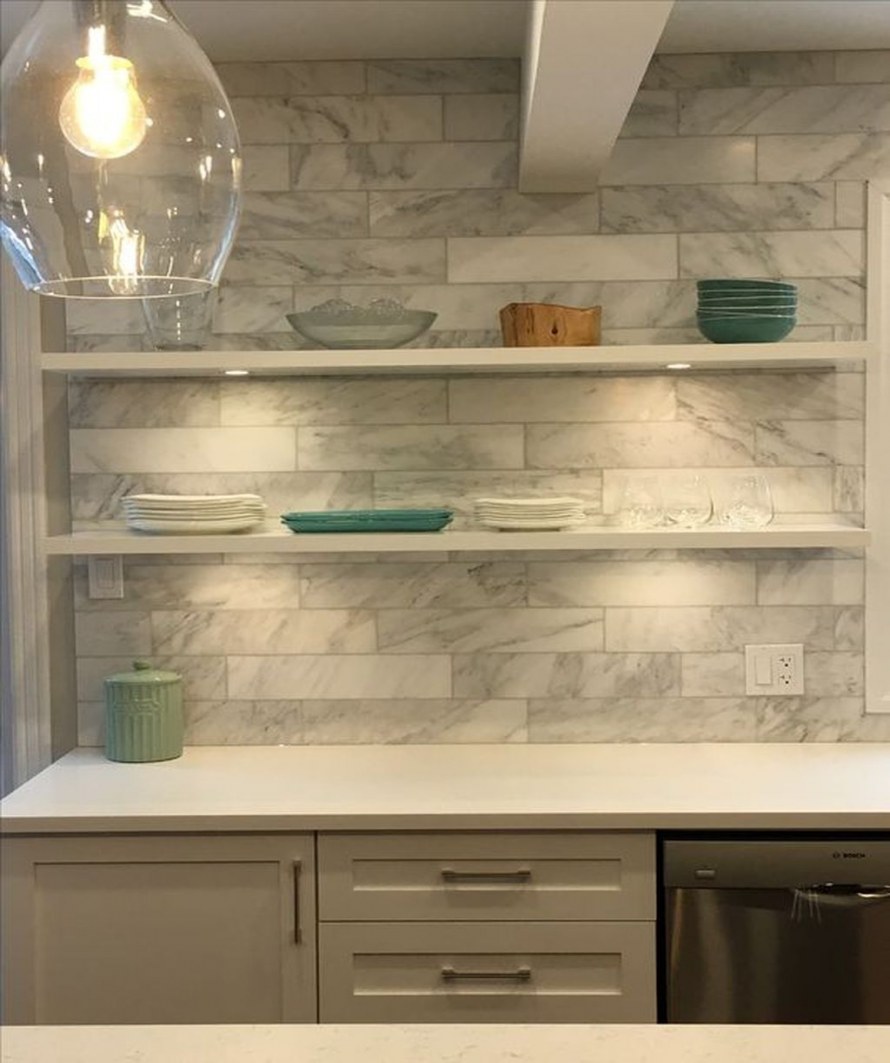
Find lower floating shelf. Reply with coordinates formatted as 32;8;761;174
44;524;870;555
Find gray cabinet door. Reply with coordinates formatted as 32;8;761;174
1;833;316;1025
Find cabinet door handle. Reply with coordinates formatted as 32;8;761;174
293;860;302;944
441;867;532;884
441;965;532;983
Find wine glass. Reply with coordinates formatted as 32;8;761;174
664;474;713;528
717;473;774;528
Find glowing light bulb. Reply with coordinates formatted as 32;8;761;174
58;26;147;159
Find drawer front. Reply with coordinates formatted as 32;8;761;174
318;832;655;921
319;920;656;1023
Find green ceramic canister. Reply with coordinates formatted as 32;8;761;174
104;661;184;762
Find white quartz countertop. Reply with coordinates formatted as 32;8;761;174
3;1024;890;1063
1;743;888;833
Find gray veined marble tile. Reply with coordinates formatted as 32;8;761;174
377;607;604;654
527;421;754;470
76;702;104;746
453;652;680;699
678;230;863;279
232;95;443;144
68;380;221;428
833;466;864;512
599;137;756;185
675;370;864;422
444;94;519;141
76;655;226;702
290;143;518;190
752;696;883;742
373;471;603;521
70;427;297;474
834;182;867;228
225;238;446;286
368;189;600;237
834;605;864;651
448;376;676;424
227;654;451;699
834;51;890;84
185;701;303;745
71;471;372;523
605;605;839;652
151;609;376;655
679;85;890;136
75;612;151;656
757;133;890;181
299;561;527;608
74;563;303;612
238;192;368;240
641;52;835;89
528;560;756;607
600;183;835;233
213;286;293;334
298;424;524;471
618;90;678;137
527;697;757;743
241;145;291;192
447;235;677;283
680;653;746;697
803;652;865;697
217;60;365;97
795;278;866;326
220;377;447;427
65;300;144;336
301;699;528;744
757;559;864;606
367;59;520;95
755;420;864;467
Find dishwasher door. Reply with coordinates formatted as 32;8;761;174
664;838;890;1024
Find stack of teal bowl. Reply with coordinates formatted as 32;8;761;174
696;279;797;343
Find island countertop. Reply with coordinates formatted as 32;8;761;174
3;1023;890;1063
1;742;888;833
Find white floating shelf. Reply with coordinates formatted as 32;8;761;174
42;340;873;378
45;524;870;556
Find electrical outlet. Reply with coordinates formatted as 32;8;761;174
745;644;804;696
88;555;124;599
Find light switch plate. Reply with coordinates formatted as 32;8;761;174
87;555;124;599
745;643;804;696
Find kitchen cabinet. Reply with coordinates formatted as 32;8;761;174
0;833;316;1025
317;831;656;1023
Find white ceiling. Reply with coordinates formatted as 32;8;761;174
2;0;890;60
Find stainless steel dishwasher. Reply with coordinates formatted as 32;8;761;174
663;837;890;1024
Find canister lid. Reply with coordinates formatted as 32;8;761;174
104;660;182;685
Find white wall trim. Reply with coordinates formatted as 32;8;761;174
0;258;53;793
866;179;890;714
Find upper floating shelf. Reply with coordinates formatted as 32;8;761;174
45;524;870;556
41;341;873;378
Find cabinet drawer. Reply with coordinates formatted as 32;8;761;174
319;920;655;1023
318;832;655;921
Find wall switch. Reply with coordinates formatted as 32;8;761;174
745;644;804;696
87;555;124;599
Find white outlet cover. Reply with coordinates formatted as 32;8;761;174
745;643;804;696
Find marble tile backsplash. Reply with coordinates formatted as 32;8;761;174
69;52;889;745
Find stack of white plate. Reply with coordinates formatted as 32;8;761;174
121;493;267;534
474;496;585;531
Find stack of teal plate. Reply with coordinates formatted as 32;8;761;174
696;279;797;343
281;509;454;533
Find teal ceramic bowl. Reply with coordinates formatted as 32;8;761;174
696;315;796;343
697;293;798;307
697;279;797;292
696;306;797;317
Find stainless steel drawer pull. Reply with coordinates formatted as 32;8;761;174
293;860;302;944
441;965;532;982
440;868;532;884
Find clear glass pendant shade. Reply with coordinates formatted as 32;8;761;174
0;0;241;298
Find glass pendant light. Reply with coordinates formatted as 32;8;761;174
0;0;242;298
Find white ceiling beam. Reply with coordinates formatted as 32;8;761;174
520;0;674;193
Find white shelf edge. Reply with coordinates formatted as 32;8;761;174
44;524;871;556
41;340;874;377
